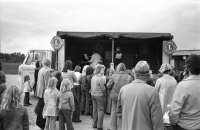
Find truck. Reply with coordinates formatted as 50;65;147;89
18;31;177;87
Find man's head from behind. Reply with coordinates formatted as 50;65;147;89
133;61;150;81
42;58;51;67
185;54;200;75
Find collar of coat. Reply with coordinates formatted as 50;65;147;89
132;79;146;84
183;74;200;81
114;71;127;75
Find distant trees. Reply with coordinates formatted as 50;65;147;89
0;52;25;63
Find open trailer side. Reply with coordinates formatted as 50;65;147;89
56;32;175;73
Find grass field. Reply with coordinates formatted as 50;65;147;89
2;62;22;75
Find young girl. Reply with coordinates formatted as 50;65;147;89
0;85;29;130
43;77;59;130
23;75;32;106
57;78;75;130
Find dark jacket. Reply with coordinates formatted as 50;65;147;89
33;68;40;92
80;75;90;91
0;83;6;104
0;105;29;130
107;71;132;100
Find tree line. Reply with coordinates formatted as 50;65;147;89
0;52;25;63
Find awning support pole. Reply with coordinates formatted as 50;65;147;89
112;39;114;63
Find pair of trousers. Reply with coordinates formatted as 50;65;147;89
92;96;104;129
72;88;81;121
80;89;90;114
74;85;81;102
109;99;122;130
171;124;199;130
45;116;57;130
59;109;74;130
36;98;46;129
24;92;30;105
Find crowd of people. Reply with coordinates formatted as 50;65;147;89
0;54;200;130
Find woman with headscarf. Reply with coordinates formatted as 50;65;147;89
107;63;132;130
155;63;177;115
62;60;81;123
91;64;106;130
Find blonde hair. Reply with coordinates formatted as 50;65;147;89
47;77;58;92
82;65;89;76
94;64;102;74
60;79;72;92
1;85;22;110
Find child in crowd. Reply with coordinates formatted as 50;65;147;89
0;71;6;104
57;79;75;130
43;77;59;130
54;71;62;90
0;85;29;130
23;75;32;106
74;65;82;101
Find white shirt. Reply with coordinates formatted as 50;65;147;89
23;81;32;92
89;53;101;68
74;72;81;85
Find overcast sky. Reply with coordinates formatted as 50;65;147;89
0;0;200;54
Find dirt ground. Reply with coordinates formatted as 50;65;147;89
5;74;110;130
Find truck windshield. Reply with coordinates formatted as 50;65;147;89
25;51;47;65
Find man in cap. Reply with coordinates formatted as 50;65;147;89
169;54;200;130
117;61;164;130
155;63;177;115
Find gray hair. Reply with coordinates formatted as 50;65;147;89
42;58;51;67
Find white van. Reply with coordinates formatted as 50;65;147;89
18;50;55;88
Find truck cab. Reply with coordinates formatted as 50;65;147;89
18;50;54;88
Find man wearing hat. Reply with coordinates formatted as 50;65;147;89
155;63;177;115
169;54;200;130
117;61;164;130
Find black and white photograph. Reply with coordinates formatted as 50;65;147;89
0;0;200;130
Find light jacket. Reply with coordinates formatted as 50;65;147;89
91;74;106;97
117;79;164;130
155;74;177;115
62;71;77;89
36;66;51;98
57;90;75;111
107;71;132;100
43;88;59;117
169;75;200;129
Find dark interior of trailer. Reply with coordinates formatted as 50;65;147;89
61;37;163;73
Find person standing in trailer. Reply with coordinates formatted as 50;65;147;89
87;44;102;69
114;47;122;68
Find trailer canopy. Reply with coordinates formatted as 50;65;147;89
57;31;173;40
